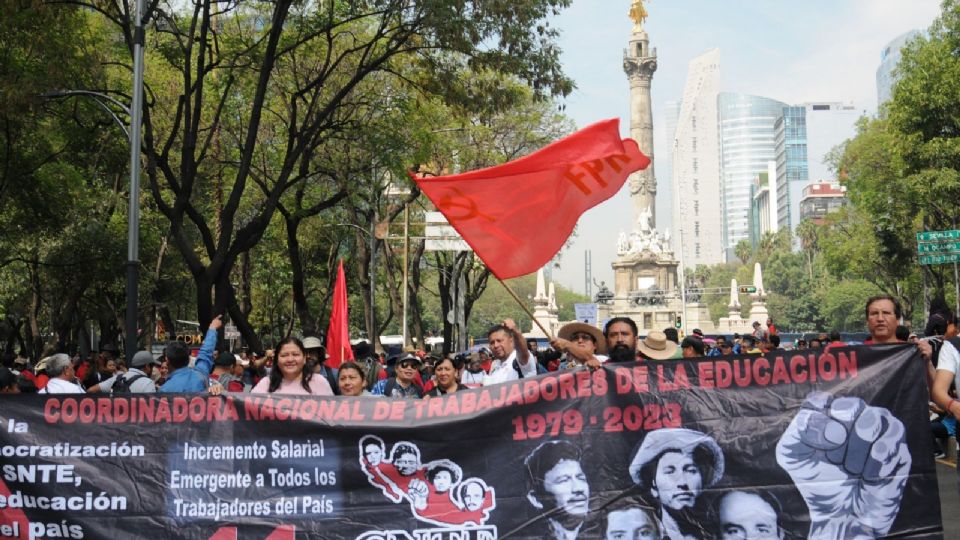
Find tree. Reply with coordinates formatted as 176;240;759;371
69;0;574;352
833;1;960;317
734;240;752;265
0;3;142;357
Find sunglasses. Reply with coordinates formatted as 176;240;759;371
570;332;596;342
399;361;418;369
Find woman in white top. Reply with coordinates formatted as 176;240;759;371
251;338;333;395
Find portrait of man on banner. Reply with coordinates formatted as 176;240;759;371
711;490;786;540
523;440;595;539
628;428;724;540
600;496;661;540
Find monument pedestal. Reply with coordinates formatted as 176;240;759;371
608;244;683;334
747;302;770;328
684;303;716;334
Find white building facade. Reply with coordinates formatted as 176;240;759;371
672;49;723;267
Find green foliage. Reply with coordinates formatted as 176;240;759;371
463;274;588;339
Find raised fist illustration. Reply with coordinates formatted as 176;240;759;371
407;478;429;511
776;392;911;539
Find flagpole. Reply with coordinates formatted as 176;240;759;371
495;276;553;338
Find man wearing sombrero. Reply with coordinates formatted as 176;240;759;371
551;321;608;370
628;428;724;540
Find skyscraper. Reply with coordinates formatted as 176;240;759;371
774;107;807;232
718;93;787;259
659;100;681;239
774;102;859;233
672;49;722;267
876;30;923;106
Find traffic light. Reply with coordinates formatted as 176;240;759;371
738;286;757;294
675;316;682;328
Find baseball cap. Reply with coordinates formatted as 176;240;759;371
130;351;161;368
398;353;422;367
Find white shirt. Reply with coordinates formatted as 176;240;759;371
41;378;85;394
937;339;960;391
483;349;537;386
560;353;609;371
460;370;485;387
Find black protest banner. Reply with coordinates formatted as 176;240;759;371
0;345;942;539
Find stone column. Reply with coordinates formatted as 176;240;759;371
623;29;658;224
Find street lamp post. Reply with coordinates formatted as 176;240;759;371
402;203;410;349
125;0;147;363
369;209;377;350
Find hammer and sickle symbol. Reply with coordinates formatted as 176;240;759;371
436;187;496;222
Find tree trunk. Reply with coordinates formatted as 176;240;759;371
408;240;426;348
355;229;381;350
28;259;43;359
286;214;317;336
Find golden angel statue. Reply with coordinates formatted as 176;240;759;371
629;0;649;29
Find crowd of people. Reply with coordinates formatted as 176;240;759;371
0;293;958;538
0;297;956;451
0;298;954;407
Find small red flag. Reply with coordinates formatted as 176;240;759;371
413;119;650;279
325;260;354;368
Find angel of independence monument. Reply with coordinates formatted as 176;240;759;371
594;3;685;332
595;2;767;335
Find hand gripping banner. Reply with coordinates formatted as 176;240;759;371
0;345;942;539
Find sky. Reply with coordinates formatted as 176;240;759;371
548;0;942;294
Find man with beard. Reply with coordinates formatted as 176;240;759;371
459;478;494;513
628;428;724;540
524;440;593;539
604;317;640;363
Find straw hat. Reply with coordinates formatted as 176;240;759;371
637;330;678;360
302;336;323;349
557;322;606;354
628;428;725;488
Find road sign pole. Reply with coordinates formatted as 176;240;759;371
955;219;960;318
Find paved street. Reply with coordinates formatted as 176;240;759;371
937;460;958;537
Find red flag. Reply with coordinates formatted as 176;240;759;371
413;119;650;279
325;260;354;368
